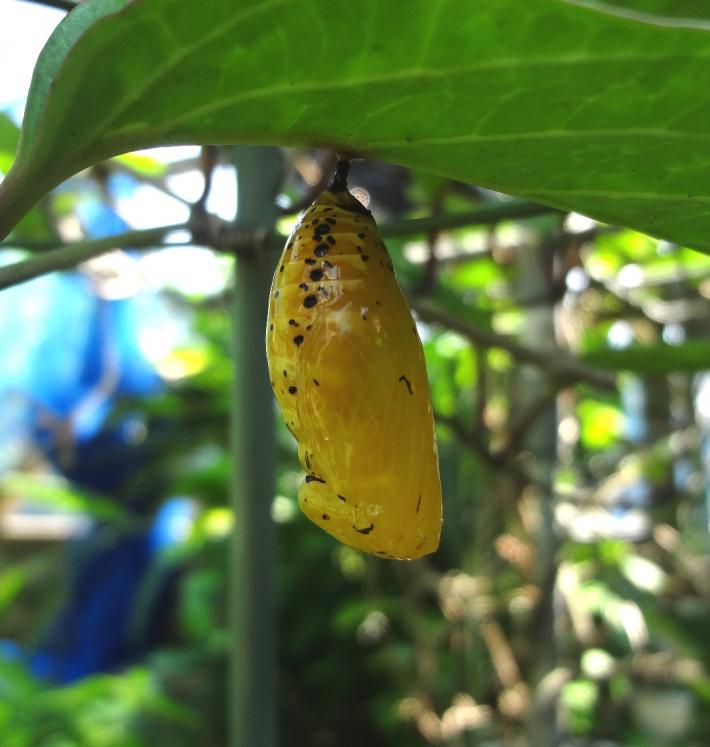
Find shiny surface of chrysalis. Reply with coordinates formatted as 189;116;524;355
266;162;442;560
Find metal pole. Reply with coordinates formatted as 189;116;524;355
229;145;283;747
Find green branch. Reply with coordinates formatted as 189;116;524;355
381;200;559;238
0;224;186;291
411;298;616;390
0;198;561;292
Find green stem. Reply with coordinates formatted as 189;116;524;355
0;225;185;291
229;146;282;747
517;224;562;747
1;192;558;291
0;165;51;243
381;200;558;238
410;298;616;390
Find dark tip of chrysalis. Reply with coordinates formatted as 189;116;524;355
329;160;351;192
327;159;371;216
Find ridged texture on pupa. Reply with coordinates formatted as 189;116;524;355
266;183;442;560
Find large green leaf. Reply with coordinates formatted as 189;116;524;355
18;0;129;157
3;0;710;251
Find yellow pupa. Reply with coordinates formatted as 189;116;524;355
266;161;442;559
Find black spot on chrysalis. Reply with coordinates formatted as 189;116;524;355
313;223;331;240
398;375;413;395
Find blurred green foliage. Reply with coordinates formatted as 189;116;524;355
2;151;710;747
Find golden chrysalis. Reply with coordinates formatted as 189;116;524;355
266;161;442;559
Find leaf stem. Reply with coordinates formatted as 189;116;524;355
0;157;82;243
0;199;559;290
381;201;559;238
0;224;185;291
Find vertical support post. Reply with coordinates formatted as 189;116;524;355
518;220;561;747
229;146;283;747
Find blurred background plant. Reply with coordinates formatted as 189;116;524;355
3;3;710;747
